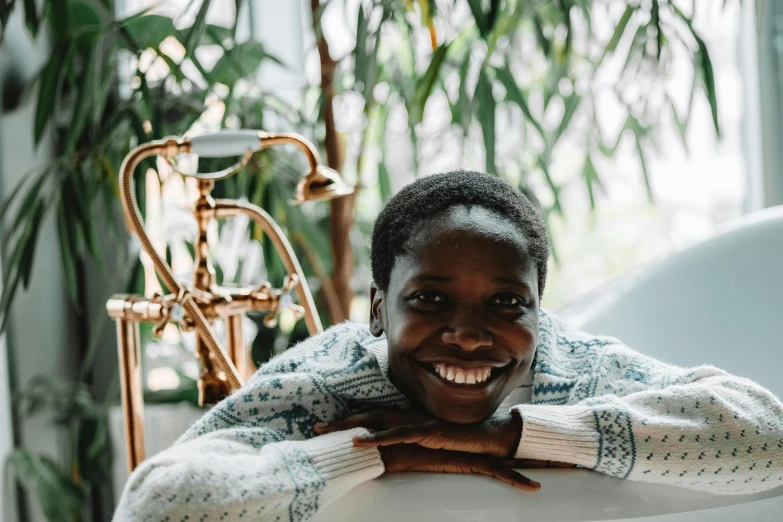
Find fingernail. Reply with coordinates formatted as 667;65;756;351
315;422;329;428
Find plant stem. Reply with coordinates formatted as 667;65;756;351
310;0;353;323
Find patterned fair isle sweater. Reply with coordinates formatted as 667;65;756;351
114;310;783;522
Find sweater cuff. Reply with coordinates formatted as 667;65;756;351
302;427;385;506
510;404;599;468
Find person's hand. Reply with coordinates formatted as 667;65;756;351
377;444;542;492
314;409;520;458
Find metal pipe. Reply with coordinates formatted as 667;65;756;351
214;200;323;334
226;314;249;380
116;317;145;472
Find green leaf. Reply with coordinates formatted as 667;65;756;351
177;23;233;47
467;0;490;37
621;25;647;77
66;48;96;153
410;42;450;124
23;0;38;37
553;93;582;145
76;415;111;484
475;69;496;174
487;0;500;31
34;46;67;146
124;258;145;296
666;94;689;155
56;202;79;304
537;157;562;216
613;113;647;151
183;0;212;56
532;14;551;58
604;6;633;55
92;42;113;127
0;167;50;226
651;0;662;59
378;160;392;202
671;4;720;137
205;23;232;45
1;1;14;36
454;52;472;135
583;154;604;210
354;4;368;87
211;41;270;88
6;172;48;239
122;14;177;50
47;0;69;43
495;65;545;140
352;3;383;104
19;199;45;288
78;311;109;382
69;0;101;53
635;136;653;202
694;39;719;138
66;173;102;267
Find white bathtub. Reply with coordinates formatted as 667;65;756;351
312;206;783;522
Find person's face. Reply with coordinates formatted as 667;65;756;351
370;205;539;424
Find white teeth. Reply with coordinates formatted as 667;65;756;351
431;363;493;385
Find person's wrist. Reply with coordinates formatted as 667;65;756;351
378;445;394;467
502;410;523;458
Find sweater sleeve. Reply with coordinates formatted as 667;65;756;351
113;425;383;522
512;342;783;495
113;325;387;522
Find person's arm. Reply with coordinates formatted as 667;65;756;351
114;423;382;522
513;342;783;495
113;325;385;522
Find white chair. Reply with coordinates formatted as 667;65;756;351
313;206;783;522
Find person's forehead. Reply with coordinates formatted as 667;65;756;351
388;205;536;288
405;205;530;253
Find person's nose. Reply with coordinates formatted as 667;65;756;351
440;307;493;351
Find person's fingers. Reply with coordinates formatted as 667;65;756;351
353;425;433;447
479;461;541;492
501;458;578;469
386;446;541;492
355;424;507;457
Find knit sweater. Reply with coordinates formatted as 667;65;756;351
114;310;783;522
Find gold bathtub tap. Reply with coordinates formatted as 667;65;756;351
106;130;353;472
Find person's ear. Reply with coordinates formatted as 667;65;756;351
369;281;385;337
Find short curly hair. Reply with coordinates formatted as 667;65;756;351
371;170;550;297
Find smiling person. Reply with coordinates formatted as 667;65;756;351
114;171;783;522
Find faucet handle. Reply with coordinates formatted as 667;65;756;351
262;274;304;328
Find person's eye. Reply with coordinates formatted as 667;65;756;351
413;292;444;303
492;294;522;307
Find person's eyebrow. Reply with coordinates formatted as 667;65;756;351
410;275;453;283
492;276;533;290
